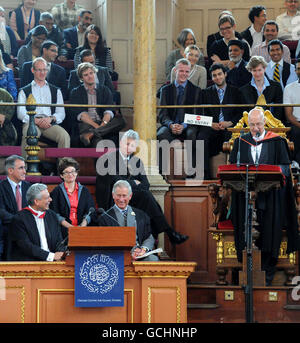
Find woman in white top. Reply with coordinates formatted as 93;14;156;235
170;44;207;89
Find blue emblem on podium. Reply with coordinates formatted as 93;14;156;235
75;250;124;307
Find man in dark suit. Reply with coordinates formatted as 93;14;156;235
241;5;266;49
63;10;93;59
0;155;31;260
20;40;68;100
68;49;116;101
226;40;252;88
97;180;158;261
9;183;65;261
96;129;188;245
198;63;243;179
239;55;284;122
157;58;201;176
69;62;125;147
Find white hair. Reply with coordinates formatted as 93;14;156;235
248;107;265;122
112;180;132;195
26;183;48;206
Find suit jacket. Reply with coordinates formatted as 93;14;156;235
20;61;67;99
97;206;154;250
68;66;115;97
226;59;252;88
0;179;31;225
240;26;265;48
96;150;150;210
202;84;243;125
9;208;63;261
63;26;78;59
158;80;202;128
239;79;284;122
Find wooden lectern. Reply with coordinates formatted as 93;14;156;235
65;226;136;266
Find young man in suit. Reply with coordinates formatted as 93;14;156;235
20;40;68;99
69;62;125;147
0;155;31;260
96;129;189;245
198;63;243;179
97;180;158;261
9;183;65;261
63;10;93;59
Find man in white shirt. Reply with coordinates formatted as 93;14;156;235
17;57;70;156
276;0;300;40
251;20;291;63
284;59;300;163
9;183;65;261
265;39;298;89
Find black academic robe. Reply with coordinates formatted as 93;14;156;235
9;209;64;261
229;132;299;262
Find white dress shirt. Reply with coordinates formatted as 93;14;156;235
283;80;300;121
7;177;22;198
28;206;55;262
249;24;264;48
251;130;265;163
276;11;300;40
17;80;65;124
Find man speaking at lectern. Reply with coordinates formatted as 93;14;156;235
229;107;299;285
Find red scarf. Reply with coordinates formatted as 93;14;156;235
24;207;46;219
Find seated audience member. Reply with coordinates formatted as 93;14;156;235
63;10;93;60
157;58;200;176
252;20;291;63
239;55;284;122
20;40;67;99
0;155;31;260
9;183;65;261
9;0;40;40
26;12;67;61
69;62;125;147
241;5;267;50
0;88;18;145
265;39;297;89
17;24;47;68
68;49;115;99
0;43;13;69
170;44;207;89
198;63;243;179
226;40;252;88
17;57;70;156
209;15;250;67
283;59;300;164
97;180;159;261
50;157;95;238
74;24;113;73
51;0;84;30
96;129;189;245
0;50;17;100
0;7;18;57
165;28;205;81
207;10;234;56
276;0;300;40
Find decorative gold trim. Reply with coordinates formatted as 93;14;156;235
147;286;181;323
5;286;25;323
224;241;237;259
211;233;223;264
124;288;134;323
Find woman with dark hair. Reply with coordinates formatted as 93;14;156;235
50;157;95;238
74;24;113;73
165;28;205;81
9;0;40;40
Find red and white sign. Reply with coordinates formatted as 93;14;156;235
184;113;212;127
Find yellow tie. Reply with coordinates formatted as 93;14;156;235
273;63;280;83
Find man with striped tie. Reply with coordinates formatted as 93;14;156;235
0;155;31;260
265;39;297;89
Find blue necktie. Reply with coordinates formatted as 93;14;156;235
217;88;225;122
175;85;185;123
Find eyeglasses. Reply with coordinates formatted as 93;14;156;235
286;0;299;3
62;170;77;175
219;26;233;32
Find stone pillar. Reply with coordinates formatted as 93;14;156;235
133;0;170;251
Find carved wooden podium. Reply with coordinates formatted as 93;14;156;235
65;226;136;266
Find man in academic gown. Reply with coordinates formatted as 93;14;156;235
9;183;65;261
229;107;299;285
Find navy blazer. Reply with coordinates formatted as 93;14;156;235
226;59;252;88
20;61;68;99
63;26;78;59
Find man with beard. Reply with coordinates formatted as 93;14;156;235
226;40;252;88
229;107;299;285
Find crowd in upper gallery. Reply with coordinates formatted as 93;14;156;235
0;1;300;167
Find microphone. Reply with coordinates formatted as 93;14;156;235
237;130;244;167
56;235;69;252
97;208;120;226
82;207;95;225
255;132;260;167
